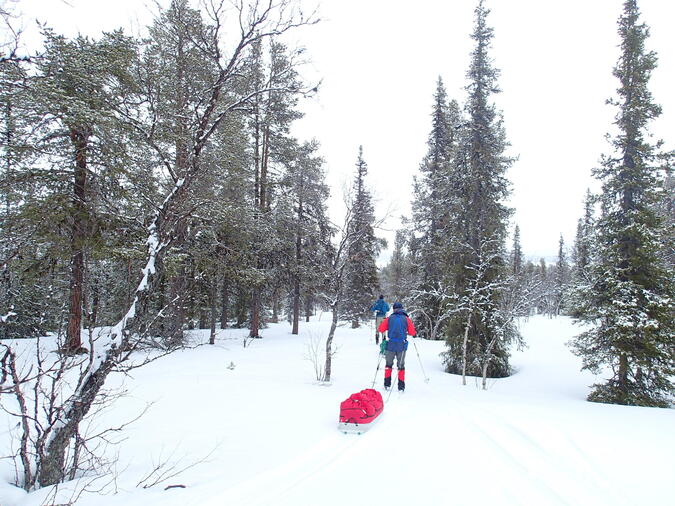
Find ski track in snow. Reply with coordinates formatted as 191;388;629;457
215;388;410;506
205;433;358;506
1;315;674;506
453;398;627;505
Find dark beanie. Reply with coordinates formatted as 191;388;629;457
393;302;403;309
379;295;384;299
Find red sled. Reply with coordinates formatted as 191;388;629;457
338;388;383;434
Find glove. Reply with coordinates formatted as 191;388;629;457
379;340;387;355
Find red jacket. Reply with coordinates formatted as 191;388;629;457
377;312;416;336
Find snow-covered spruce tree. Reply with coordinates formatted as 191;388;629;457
506;224;534;318
341;146;381;328
409;78;463;339
441;0;518;379
569;0;674;407
381;229;414;304
552;234;570;315
570;189;595;287
534;257;555;317
510;225;523;275
411;78;458;283
655;163;674;271
321;175;383;381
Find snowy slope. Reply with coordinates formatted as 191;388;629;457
1;315;674;505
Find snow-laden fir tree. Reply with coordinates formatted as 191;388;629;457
381;229;413;304
506;224;534;317
409;77;462;339
569;0;674;407
659;169;674;269
510;224;523;276
441;0;519;380
411;77;459;283
571;189;595;285
552;234;570;315
341;146;380;328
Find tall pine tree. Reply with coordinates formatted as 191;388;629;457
441;0;518;381
552;234;570;315
511;224;523;275
341;146;380;328
570;0;674;407
381;229;412;304
571;189;595;286
409;78;462;339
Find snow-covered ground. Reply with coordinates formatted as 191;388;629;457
1;315;674;505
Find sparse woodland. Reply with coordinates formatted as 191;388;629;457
0;0;672;496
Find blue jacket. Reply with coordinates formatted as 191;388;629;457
385;310;411;353
370;298;390;317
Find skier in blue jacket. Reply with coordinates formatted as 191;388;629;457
369;295;389;345
377;302;417;391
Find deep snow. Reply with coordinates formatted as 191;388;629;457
1;315;674;505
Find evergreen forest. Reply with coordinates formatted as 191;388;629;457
0;0;673;494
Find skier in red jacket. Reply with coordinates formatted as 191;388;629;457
377;302;416;391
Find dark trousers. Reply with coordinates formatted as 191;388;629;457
385;350;406;370
384;350;406;390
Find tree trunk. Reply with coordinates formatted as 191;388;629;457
271;288;279;323
185;261;196;330
38;353;116;486
249;287;261;338
235;287;247;328
156;273;166;334
291;275;300;334
292;191;303;334
618;353;629;389
304;294;312;323
87;269;99;329
220;278;229;329
199;306;208;329
324;302;339;382
167;263;187;347
481;337;498;390
461;314;471;386
209;280;217;345
253;101;261;210
66;126;90;352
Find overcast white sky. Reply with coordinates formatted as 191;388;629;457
10;0;675;262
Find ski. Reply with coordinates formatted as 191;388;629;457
337;420;378;435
